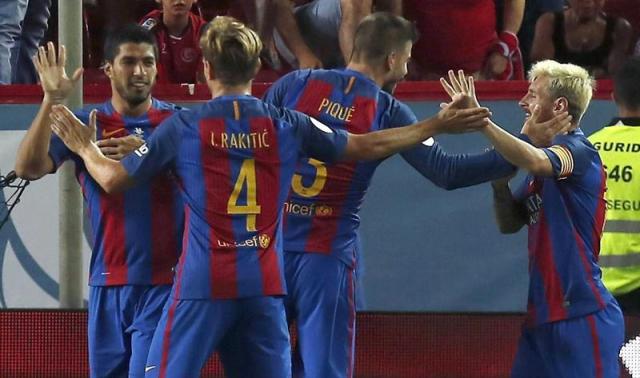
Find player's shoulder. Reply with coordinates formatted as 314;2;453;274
152;98;184;113
275;68;314;86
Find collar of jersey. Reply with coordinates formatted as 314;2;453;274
342;68;378;87
607;117;640;126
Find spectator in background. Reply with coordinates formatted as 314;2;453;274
0;0;52;84
273;0;402;69
588;57;640;319
529;0;632;78
140;0;207;83
517;0;566;72
404;0;525;81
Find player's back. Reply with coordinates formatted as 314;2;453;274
165;95;346;300
264;68;400;265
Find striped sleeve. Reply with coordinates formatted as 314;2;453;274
547;145;574;179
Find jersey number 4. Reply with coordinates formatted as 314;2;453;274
228;159;261;231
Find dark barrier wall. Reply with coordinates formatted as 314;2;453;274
0;98;618;311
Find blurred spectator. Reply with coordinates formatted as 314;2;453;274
517;0;566;71
273;0;400;69
529;0;633;78
140;0;207;83
0;0;52;84
603;0;640;59
404;0;525;81
270;0;322;70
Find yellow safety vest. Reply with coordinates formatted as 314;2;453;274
589;118;640;295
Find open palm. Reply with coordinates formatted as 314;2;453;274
33;42;83;103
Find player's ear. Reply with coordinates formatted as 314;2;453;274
103;61;113;79
386;52;395;72
554;97;568;113
203;59;214;81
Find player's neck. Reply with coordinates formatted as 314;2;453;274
207;80;252;99
163;14;190;37
110;95;153;118
346;62;386;88
618;106;640;119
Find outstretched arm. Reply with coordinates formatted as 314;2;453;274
50;106;134;193
14;42;83;180
440;70;572;176
342;95;491;160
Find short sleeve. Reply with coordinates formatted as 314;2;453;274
541;134;591;180
121;111;184;183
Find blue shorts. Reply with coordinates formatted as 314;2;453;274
511;300;625;378
144;296;290;378
88;284;171;378
285;252;356;378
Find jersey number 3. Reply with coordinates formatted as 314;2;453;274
291;158;327;197
228;159;261;231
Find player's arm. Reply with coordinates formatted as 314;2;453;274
14;42;82;180
440;71;572;176
342;95;491;161
481;106;572;177
50;105;182;193
388;99;516;189
491;176;527;233
402;143;516;190
49;106;133;192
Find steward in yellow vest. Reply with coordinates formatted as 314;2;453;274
588;57;640;314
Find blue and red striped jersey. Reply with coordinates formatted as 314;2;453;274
264;69;515;265
121;95;348;299
48;99;184;286
514;129;613;326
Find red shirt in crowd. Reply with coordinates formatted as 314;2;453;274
140;10;208;84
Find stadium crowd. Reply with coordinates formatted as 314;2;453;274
1;0;640;85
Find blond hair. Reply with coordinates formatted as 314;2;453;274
199;16;262;85
528;60;595;123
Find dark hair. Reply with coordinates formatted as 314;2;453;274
199;16;262;85
351;12;418;66
103;24;159;62
614;57;640;110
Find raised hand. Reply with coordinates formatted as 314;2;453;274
440;69;480;108
96;135;145;161
521;105;573;147
33;42;83;104
50;106;97;155
435;94;492;134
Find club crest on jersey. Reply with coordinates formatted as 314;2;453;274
258;234;270;249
